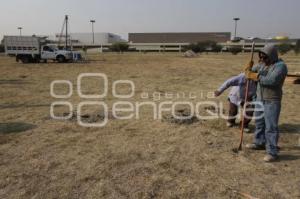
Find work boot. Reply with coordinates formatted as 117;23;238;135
245;143;265;150
226;122;235;127
263;154;279;162
244;127;251;133
239;123;251;133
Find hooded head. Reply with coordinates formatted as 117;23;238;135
259;44;279;64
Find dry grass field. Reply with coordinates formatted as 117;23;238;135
0;52;299;198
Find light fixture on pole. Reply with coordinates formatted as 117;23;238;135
18;27;23;36
90;20;96;44
233;18;240;38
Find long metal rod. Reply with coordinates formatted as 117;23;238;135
238;42;255;150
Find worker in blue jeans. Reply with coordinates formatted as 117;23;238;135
245;44;288;162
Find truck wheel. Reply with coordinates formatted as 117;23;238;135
21;56;30;64
32;56;40;63
32;58;39;63
57;55;66;63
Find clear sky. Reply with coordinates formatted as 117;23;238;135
1;0;299;40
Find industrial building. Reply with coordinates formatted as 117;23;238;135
128;32;230;52
129;32;231;43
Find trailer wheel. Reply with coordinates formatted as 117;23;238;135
56;55;66;63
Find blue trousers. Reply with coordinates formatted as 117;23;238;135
254;100;281;156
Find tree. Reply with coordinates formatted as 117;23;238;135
185;43;205;53
110;42;129;53
228;46;242;55
277;43;292;55
294;39;300;55
183;43;195;52
211;44;223;53
184;40;223;53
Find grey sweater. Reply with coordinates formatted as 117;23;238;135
252;45;288;101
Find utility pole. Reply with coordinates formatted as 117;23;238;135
233;18;240;38
65;15;68;50
18;27;22;36
90;20;95;44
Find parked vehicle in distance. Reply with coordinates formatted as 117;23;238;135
3;36;74;63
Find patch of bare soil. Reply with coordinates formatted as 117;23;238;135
65;110;115;123
162;108;199;125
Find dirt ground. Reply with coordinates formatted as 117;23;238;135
0;52;299;199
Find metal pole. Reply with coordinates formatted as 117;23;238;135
233;18;240;38
18;27;22;36
234;21;237;38
65;15;68;50
90;20;95;44
92;23;94;44
238;42;255;151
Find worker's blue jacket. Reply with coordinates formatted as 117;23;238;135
252;45;288;101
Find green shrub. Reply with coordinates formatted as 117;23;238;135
277;43;292;55
294;39;300;55
110;42;129;52
211;44;223;53
228;46;242;55
185;43;205;53
185;41;223;53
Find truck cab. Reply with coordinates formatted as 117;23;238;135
41;44;73;62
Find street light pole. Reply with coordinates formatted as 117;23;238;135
233;18;240;38
18;27;22;36
65;15;68;50
90;20;95;44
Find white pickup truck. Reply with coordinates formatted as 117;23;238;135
3;36;74;63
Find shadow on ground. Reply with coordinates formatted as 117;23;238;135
0;122;36;134
280;154;300;161
0;103;50;109
280;123;300;134
0;79;30;85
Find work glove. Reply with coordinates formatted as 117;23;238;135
214;90;221;97
244;61;254;71
245;71;259;81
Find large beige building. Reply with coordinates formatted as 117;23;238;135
127;32;231;52
128;32;231;43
